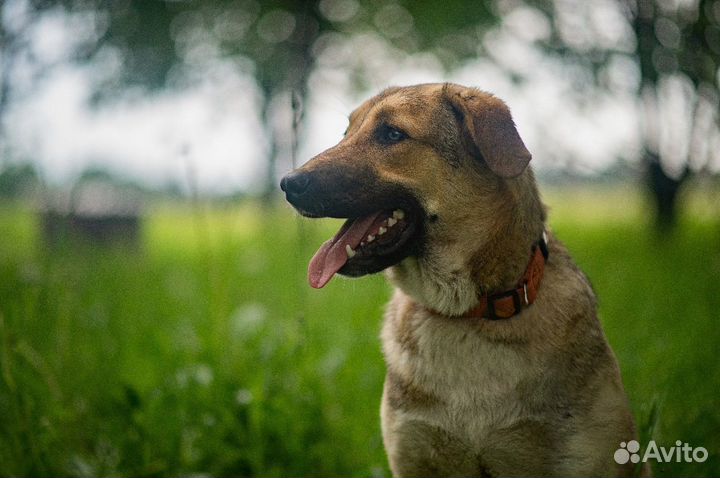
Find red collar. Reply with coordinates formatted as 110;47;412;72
459;231;549;320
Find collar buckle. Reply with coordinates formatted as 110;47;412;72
486;288;523;320
539;231;549;260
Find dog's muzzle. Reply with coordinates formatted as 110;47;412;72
280;170;311;202
280;167;425;288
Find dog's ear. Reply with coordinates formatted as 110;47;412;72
444;85;531;178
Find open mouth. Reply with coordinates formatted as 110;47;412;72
308;208;420;288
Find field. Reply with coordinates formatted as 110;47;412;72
0;185;718;477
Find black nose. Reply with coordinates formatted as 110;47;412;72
280;171;310;196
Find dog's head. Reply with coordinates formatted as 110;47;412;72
281;83;534;290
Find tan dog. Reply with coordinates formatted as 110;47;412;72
281;83;640;477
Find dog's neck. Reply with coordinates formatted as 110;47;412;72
387;172;546;316
469;177;546;295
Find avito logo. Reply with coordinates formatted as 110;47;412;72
614;440;708;464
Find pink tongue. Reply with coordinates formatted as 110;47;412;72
308;212;384;288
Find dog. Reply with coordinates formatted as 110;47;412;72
281;83;641;477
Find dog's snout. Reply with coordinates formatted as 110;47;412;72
280;171;311;197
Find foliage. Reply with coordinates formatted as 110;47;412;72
2;1;719;217
530;0;720;226
0;189;718;477
1;0;503;196
0;162;39;198
11;0;499;90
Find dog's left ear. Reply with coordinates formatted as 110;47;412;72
444;85;531;178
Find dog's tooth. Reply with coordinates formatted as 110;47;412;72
378;226;387;235
393;209;405;220
360;241;366;247
345;244;356;258
387;217;397;227
367;234;375;242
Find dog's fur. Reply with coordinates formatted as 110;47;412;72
282;83;641;477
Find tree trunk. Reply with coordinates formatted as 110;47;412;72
645;151;689;230
0;14;14;162
260;94;278;204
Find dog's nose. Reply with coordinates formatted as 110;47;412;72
280;171;311;197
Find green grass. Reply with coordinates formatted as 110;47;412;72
0;187;718;477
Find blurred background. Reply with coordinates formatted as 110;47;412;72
0;0;718;476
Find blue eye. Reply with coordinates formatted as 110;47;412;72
387;128;403;141
380;125;407;144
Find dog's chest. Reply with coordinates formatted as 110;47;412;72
382;300;539;433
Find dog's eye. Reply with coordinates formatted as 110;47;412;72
387;129;404;141
378;125;407;144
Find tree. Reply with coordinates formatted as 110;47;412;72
529;0;720;228
633;0;719;228
8;0;712;227
1;0;504;199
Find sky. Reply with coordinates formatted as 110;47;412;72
1;0;661;194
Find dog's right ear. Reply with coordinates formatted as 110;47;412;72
444;84;531;178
